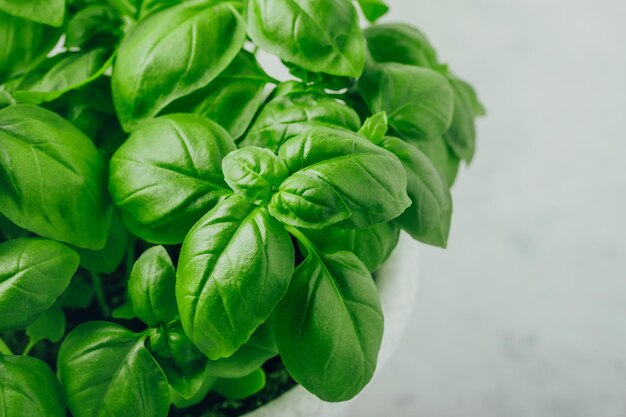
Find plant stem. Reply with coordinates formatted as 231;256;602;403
283;224;317;256
89;271;110;317
22;340;36;356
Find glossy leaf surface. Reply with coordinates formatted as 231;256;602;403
112;0;246;130
269;127;411;229
273;250;383;401
57;322;170;417
109;114;235;244
0;238;78;332
129;245;178;326
0;105;110;249
0;354;66;417
177;196;294;360
247;0;365;77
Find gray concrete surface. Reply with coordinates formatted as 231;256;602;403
346;0;626;415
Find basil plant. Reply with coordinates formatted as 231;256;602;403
0;0;484;415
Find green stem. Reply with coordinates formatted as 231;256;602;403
22;340;36;356
89;271;110;317
0;338;12;355
283;224;318;256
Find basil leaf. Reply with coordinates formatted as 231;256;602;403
273;249;383;401
0;0;65;27
177;196;294;360
0;105;110;249
364;24;485;161
213;368;266;400
0;238;79;332
25;304;66;347
443;76;484;162
365;23;441;69
241;90;361;153
13;49;110;104
11;49;112;104
109;114;235;244
74;209;128;274
59;275;94;309
247;0;365;77
269;127;411;229
413;136;460;187
167;51;274;140
66;4;123;48
358;111;388;144
302;221;400;272
149;320;208;399
0;12;61;81
222;146;289;205
111;298;136;320
0;214;29;242
356;0;389;23
57;321;171;417
204;324;277;378
358;62;455;141
381;136;452;247
112;0;246;131
0;355;66;417
129;245;177;326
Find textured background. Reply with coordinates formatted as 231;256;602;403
345;0;626;415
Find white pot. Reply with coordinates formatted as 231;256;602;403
243;232;420;417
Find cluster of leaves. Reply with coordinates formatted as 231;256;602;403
0;0;484;416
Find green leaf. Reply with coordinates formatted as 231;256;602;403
74;210;128;274
363;23;485;160
166;51;275;140
0;337;10;355
109;114;235;244
302;221;400;272
59;275;94;309
213;368;266;400
111;298;136;319
269;127;411;229
0;105;110;249
204;324;277;379
222;147;289;205
65;4;123;48
0;238;78;332
0;0;66;27
364;23;441;69
129;245;178;326
358;62;455;141
443;76;484;162
177;196;294;360
170;371;217;409
0;214;29;242
10;49;112;104
0;355;66;417
25;304;66;348
381;136;452;247
57;321;171;417
149;320;208;399
273;248;383;401
356;0;389;22
247;0;365;77
413;136;461;187
0;12;61;81
358;111;388;144
241;90;361;153
112;0;246;131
